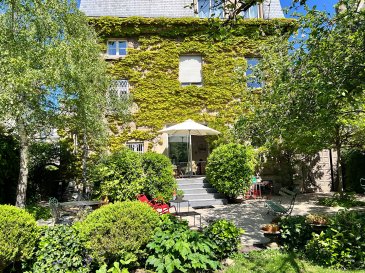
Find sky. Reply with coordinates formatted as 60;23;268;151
280;0;339;16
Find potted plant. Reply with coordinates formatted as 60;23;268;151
175;189;184;201
305;213;329;233
261;223;280;233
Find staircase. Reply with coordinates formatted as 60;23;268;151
177;177;227;208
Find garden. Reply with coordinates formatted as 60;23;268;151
1;0;365;272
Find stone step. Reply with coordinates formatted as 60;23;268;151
190;198;227;208
184;192;225;200
183;188;217;194
178;183;211;190
177;178;206;185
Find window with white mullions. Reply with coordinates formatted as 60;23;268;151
126;142;144;154
107;40;127;56
198;0;223;18
110;79;129;98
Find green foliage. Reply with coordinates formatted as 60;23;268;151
305;210;365;270
141;152;176;201
31;225;91;273
79;201;159;266
318;192;365;208
0;205;39;271
0;128;19;205
279;215;312;252
224;250;361;273
91;149;145;201
25;204;51;220
96;253;137;273
146;214;220;273
343;149;365;193
89;16;295;151
206;143;255;199
204;219;244;259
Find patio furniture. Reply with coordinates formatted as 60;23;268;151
265;188;297;215
49;197;60;224
360;178;365;192
173;211;202;228
170;199;190;213
137;194;176;214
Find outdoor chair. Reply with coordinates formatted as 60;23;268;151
137;194;176;214
360;178;365;193
49;197;60;225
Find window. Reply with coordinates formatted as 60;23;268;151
242;4;259;19
179;55;202;85
198;0;223;18
107;40;127;56
246;58;262;88
114;79;129;96
126;142;144;154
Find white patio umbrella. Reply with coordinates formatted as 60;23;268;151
159;119;220;177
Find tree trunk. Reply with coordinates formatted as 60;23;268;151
335;127;343;193
15;126;29;208
81;133;88;196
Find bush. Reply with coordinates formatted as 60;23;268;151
204;219;244;259
305;210;365;270
31;225;91;273
146;214;220;273
79;201;159;266
318;192;365;208
91;149;145;201
279;215;312;252
141;152;176;201
0;129;19;204
0;205;39;271
25;204;51;220
206;143;255;199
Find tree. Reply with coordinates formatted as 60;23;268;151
235;0;365;191
0;0;117;207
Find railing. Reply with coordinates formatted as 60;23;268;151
126;142;144;154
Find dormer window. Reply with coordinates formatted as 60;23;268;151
242;4;259;19
107;40;127;56
198;0;223;18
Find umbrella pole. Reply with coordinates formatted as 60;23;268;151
189;130;192;178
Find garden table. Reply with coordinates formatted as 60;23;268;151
59;200;103;210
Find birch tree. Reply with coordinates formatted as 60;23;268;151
0;0;113;207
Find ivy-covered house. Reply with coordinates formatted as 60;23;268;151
79;0;295;175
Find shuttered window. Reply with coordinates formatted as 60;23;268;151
179;55;202;85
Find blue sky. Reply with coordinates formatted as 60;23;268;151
280;0;339;16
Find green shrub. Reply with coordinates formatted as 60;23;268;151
0;205;39;271
146;214;220;273
279;215;312;252
305;210;365;269
204;219;244;259
25;204;51;220
206;143;255;199
0;128;19;204
141;152;176;201
318;192;365;208
91;148;145;201
32;225;91;273
79;201;159;266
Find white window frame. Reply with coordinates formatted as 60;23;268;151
114;79;129;97
107;40;127;57
126;142;144;154
242;4;259;19
179;55;203;86
197;0;224;18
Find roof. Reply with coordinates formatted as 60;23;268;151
79;0;285;19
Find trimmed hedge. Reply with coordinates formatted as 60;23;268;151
0;205;39;271
206;143;255;199
79;201;160;265
141;152;176;201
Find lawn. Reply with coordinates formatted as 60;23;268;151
223;250;365;273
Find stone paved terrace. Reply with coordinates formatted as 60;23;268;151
181;193;365;246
